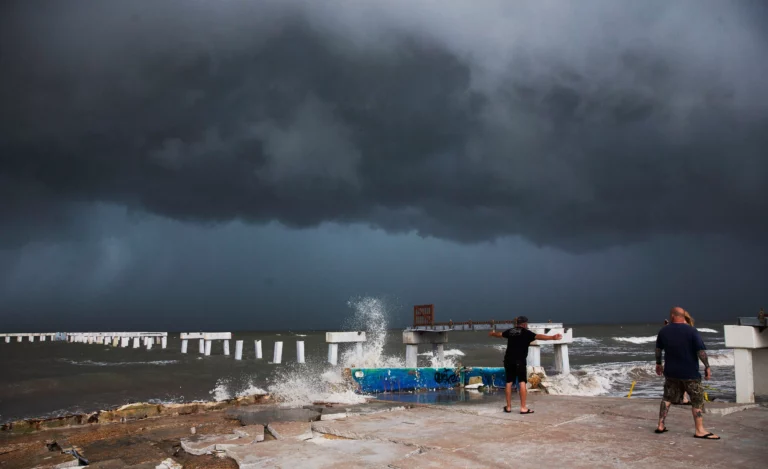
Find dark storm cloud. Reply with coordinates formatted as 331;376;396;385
2;0;767;251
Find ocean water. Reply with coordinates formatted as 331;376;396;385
0;298;734;423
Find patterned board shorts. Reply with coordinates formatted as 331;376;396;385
663;377;705;408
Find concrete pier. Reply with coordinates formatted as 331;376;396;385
297;340;305;364
725;318;768;403
161;337;167;349
235;340;243;360
402;331;448;368
273;341;283;364
326;331;367;366
255;340;262;359
181;340;188;354
133;337;140;348
179;333;232;357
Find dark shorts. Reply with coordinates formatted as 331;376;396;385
663;377;705;408
504;360;527;385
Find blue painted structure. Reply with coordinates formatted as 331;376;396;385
350;367;507;394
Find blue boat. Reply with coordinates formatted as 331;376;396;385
349;367;507;394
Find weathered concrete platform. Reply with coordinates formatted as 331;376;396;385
1;394;765;468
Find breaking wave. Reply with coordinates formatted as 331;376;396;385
698;328;718;333
210;377;268;402
58;359;178;367
612;336;656;344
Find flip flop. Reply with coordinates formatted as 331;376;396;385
654;427;668;434
502;406;512;413
694;433;720;440
520;409;534;414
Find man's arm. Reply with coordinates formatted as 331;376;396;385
488;331;504;338
699;350;712;380
534;333;563;341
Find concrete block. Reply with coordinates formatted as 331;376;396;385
223;339;230;356
181;339;188;354
267;421;313;441
255;340;262;359
328;343;339;365
273;341;283;364
405;344;418;368
320;412;347;421
402;330;448;345
180;332;232;340
725;325;768;349
235;340;243;360
325;331;366;343
297;340;305;364
226;408;321;426
204;340;212;356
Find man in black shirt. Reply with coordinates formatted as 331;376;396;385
489;316;562;414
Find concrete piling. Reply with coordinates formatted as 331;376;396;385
147;339;153;350
235;340;243;360
356;342;364;363
133;337;140;348
17;336;22;343
161;337;167;349
181;339;188;354
273;341;283;364
405;345;418;368
297;340;305;364
205;340;212;356
199;339;205;354
327;343;339;366
4;337;9;343
224;340;230;356
255;340;262;359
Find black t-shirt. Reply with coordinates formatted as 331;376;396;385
501;327;538;362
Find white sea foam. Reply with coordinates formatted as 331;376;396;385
210;378;268;402
266;296;400;407
417;349;465;367
572;337;599;345
707;349;734;367
59;359;178;367
546;361;656;397
612;336;656;344
698;328;718;333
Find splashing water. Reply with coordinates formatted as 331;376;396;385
339;296;404;368
268;296;400;407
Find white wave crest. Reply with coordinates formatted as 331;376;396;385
59;359;178;367
612;336;656;344
707;350;734;367
547;361;656;397
417;349;465;367
572;337;599;345
210;378;268;402
698;328;718;333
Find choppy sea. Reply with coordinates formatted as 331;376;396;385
0;298;734;423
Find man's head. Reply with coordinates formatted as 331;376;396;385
669;307;687;323
516;316;529;328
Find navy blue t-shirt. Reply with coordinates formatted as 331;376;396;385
655;323;707;380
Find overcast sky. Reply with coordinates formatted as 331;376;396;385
1;0;766;331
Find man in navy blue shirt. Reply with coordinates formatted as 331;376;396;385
655;307;719;439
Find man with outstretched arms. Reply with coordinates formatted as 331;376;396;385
489;316;562;414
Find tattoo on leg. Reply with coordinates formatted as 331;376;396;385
659;401;669;423
695;410;703;418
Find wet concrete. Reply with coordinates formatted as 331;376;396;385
1;394;765;468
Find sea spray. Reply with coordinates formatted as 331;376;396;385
267;296;401;406
339;296;404;368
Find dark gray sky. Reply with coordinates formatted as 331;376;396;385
1;0;767;331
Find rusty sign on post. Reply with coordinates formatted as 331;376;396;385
413;304;435;327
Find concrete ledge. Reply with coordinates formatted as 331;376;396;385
180;332;232;340
325;331;366;343
402;331;449;345
725;325;768;349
